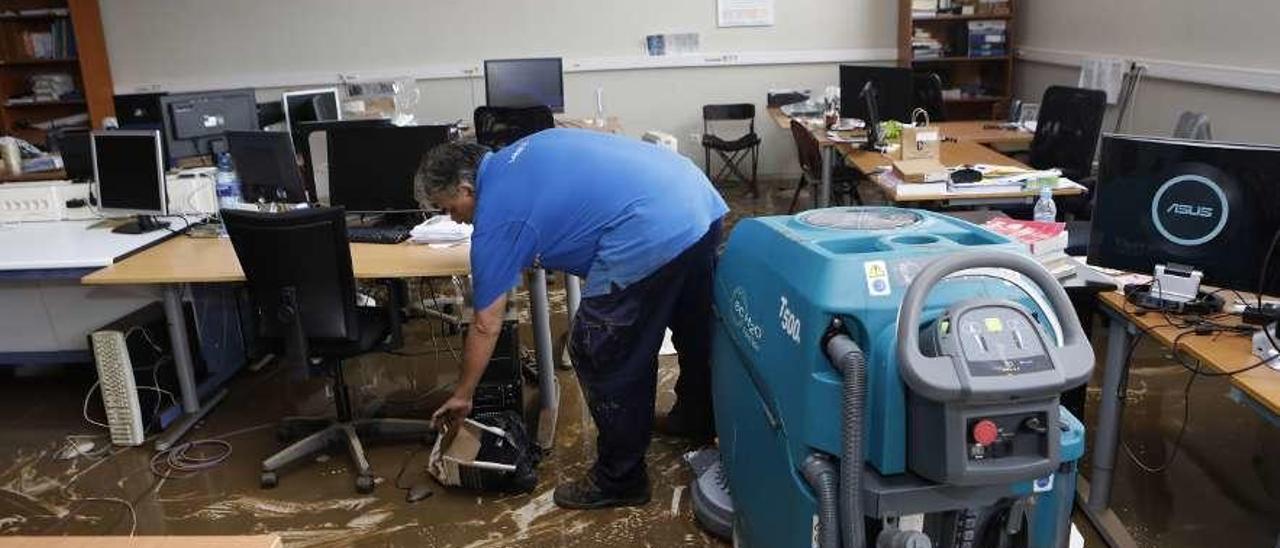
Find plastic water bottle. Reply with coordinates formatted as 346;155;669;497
214;152;241;209
1033;185;1057;222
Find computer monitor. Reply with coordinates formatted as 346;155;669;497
282;88;341;136
294;119;394;201
92;130;169;234
225;131;308;204
54;129;93;182
484;58;565;113
1089;134;1280;296
839;65;913;122
159;88;259;167
326;125;453;215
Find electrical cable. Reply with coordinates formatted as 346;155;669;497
1119;332;1196;474
148;440;233;479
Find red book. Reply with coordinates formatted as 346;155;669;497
982;217;1068;257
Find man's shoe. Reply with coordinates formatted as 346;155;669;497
553;477;651;510
655;412;715;443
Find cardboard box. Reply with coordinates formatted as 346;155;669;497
893;158;949;183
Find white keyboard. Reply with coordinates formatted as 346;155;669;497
89;331;146;446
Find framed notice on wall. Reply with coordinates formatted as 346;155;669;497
717;0;775;27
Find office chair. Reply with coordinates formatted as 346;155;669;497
701;103;761;197
912;73;947;122
1173;111;1212;140
222;207;433;494
473;105;555;149
788;119;860;213
1019;87;1106;254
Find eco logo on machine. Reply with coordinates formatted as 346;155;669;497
729;286;764;351
778;295;801;344
1150;173;1229;246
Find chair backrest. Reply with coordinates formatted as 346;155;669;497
1173;111;1212;141
703;103;756;136
790;119;822;179
1028;86;1107;181
223;207;359;342
911;73;947;122
473;105;555;150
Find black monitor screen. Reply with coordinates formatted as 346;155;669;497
226;131;308;203
284;89;341;129
1089;134;1280;294
56;130;93;182
839;65;913;122
159;89;258;166
93;131;165;214
485;58;564;113
327;125;453;212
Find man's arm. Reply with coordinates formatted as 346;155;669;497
431;292;508;427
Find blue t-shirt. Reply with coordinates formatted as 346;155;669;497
469;128;728;309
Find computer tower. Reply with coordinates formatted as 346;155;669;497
471;319;523;416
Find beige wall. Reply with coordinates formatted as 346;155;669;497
99;0;901;177
1015;0;1280;146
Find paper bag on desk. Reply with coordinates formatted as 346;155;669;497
892;158;949;184
900;109;941;161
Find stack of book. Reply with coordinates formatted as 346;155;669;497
16;19;76;60
982;218;1078;278
912;28;945;60
967;20;1007;58
912;0;938;18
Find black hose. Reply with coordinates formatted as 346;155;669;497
827;333;867;548
801;455;840;548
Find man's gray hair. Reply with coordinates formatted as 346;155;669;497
414;141;490;206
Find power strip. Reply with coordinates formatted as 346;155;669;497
0;182;66;223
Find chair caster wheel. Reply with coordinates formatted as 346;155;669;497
356;474;376;494
260;471;278;489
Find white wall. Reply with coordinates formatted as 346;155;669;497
1015;0;1280;145
99;0;900;177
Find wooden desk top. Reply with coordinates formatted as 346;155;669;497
766;106;1033;147
81;236;469;285
1098;291;1280;416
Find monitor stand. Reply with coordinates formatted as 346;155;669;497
112;215;169;235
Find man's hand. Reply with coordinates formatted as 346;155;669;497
431;392;474;430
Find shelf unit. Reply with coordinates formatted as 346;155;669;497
898;0;1015;120
0;0;113;148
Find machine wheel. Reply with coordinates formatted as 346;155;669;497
355;474;376;494
260;471;278;489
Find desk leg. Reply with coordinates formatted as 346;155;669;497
528;269;559;449
819;146;833;208
1090;318;1131;510
156;283;227;452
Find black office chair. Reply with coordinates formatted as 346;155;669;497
788;119;860;213
1021;86;1106;254
473;105;555;150
701;103;762;197
223;207;433;494
912;73;947;122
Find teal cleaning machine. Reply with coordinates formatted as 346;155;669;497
696;208;1093;548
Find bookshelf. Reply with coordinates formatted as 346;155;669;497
898;0;1015;120
0;0;113;149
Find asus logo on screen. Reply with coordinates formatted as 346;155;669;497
1166;203;1215;218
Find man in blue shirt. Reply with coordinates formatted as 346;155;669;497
419;129;728;509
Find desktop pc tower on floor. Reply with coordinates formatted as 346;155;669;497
471;319;524;417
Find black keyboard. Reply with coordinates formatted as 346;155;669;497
347;225;411;244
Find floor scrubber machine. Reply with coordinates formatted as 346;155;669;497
693;208;1093;547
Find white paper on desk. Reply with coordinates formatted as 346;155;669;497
717;0;774;27
410;216;472;245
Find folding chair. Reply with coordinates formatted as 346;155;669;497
701;103;761;197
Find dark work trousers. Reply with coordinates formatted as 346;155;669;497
568;219;722;494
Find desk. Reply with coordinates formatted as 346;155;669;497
1082;291;1280;548
838;140;1087;207
83;236;475;451
0;220;176;364
767;106;1041;208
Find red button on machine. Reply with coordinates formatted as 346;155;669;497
972;419;999;446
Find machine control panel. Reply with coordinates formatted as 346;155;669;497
951;307;1053;377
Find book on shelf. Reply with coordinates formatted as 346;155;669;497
15;20;76;60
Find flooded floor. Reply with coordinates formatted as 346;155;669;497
0;180;1275;546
